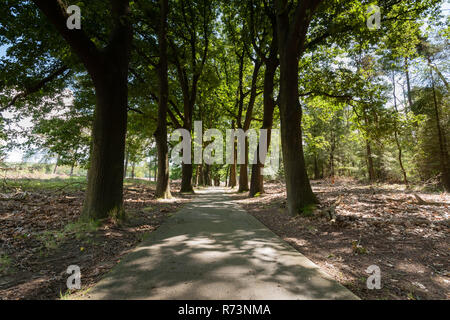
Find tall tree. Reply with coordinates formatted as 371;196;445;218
31;0;133;220
154;0;172;198
274;0;321;215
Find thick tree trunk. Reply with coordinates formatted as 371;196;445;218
275;0;319;215
277;49;317;214
82;72;129;220
131;163;135;179
154;0;171;199
32;0;133;221
229;163;237;188
278;60;317;215
180;163;194;192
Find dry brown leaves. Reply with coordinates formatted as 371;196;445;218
237;180;449;300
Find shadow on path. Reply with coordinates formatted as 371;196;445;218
81;188;358;300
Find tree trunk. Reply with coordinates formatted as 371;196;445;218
154;0;171;199
82;72;129;220
225;165;229;187
405;57;413;111
153;151;157;182
203;164;211;186
124;151;129;178
238;140;249;192
314;153;320;180
148;153;152;181
275;0;319;215
180;163;194;192
70;162;75;177
131;163;135;179
237;60;261;193
429;65;450;191
53;157;59;174
229;164;237;188
366;140;375;182
250;50;278;197
33;0;133;221
392;72;408;184
278;60;317;215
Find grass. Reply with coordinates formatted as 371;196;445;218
300;204;317;216
4;176;87;192
35;230;66;251
64;220;101;239
0;254;12;274
34;220;101;255
123;178;156;186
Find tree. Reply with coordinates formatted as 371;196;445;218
30;0;133;220
154;0;172;198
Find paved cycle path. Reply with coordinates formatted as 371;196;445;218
82;188;358;299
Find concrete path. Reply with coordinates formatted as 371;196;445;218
82;188;358;300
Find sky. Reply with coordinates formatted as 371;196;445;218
1;1;449;163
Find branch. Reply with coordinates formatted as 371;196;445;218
31;0;101;74
1;65;69;113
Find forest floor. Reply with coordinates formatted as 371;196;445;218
0;177;191;300
0;176;448;300
237;179;449;300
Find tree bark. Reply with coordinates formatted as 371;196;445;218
154;0;171;199
366;140;375;182
275;0;320;215
238;60;261;193
32;0;133;220
250;35;278;197
429;65;450;191
404;57;414;111
53;156;59;174
229;163;237;188
70;162;75;177
203;164;211;186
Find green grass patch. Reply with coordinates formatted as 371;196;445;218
123;178;155;187
5;177;86;192
35;230;66;251
0;254;12;274
34;220;101;254
300;204;317;216
64;220;101;240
